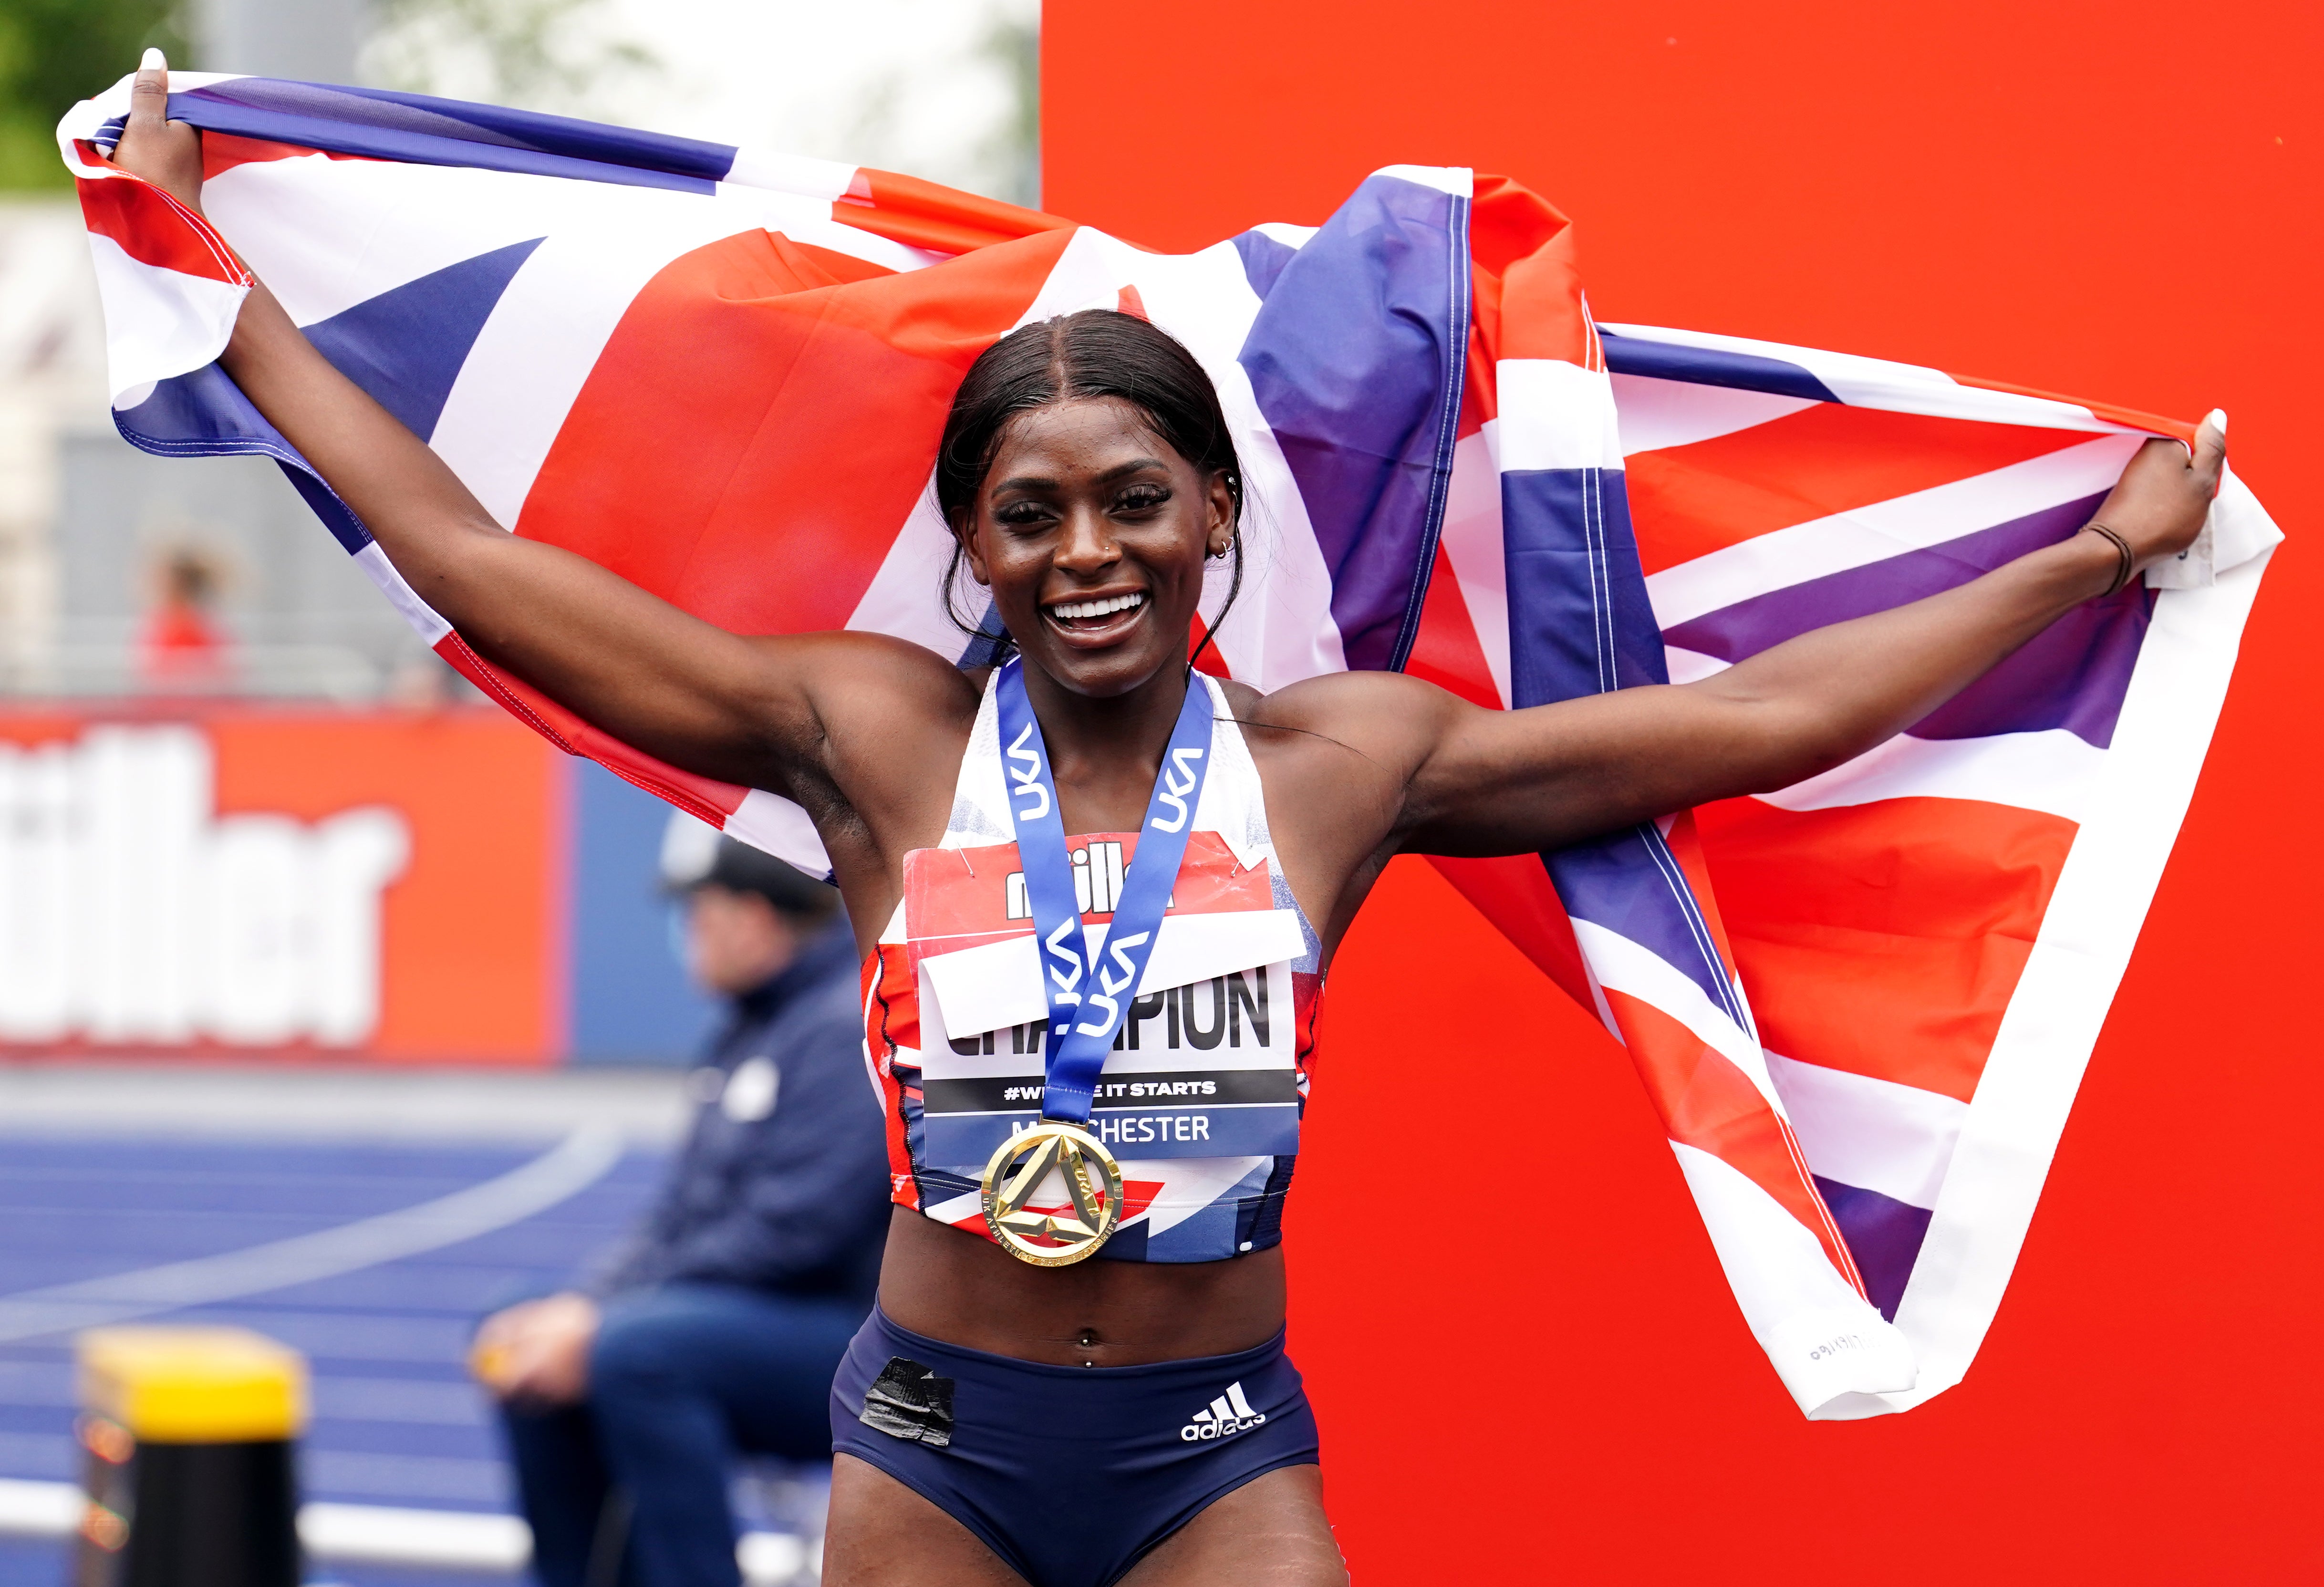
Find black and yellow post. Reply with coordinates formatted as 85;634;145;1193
72;1327;307;1587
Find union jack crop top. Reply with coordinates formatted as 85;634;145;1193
861;672;1325;1262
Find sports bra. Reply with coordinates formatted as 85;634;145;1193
861;671;1325;1263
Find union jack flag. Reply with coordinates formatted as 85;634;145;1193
59;73;2279;1417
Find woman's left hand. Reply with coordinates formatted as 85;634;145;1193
2090;411;2228;573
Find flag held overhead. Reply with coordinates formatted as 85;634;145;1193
58;70;2280;1419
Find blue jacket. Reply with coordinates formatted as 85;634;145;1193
594;921;888;1305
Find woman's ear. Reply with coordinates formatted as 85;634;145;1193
1205;472;1236;558
955;517;992;588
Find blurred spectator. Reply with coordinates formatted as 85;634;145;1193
135;547;231;690
474;828;889;1587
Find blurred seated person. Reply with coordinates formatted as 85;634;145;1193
473;827;889;1587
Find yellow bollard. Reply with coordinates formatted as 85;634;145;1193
73;1327;307;1587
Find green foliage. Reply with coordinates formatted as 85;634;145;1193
0;0;185;190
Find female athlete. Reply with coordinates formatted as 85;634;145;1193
114;57;2222;1587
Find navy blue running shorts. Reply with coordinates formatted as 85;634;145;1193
830;1307;1320;1587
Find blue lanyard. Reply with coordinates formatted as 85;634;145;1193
994;659;1215;1127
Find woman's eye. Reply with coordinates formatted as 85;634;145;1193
996;502;1051;527
1114;487;1170;513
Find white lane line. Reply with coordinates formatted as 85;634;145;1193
0;1479;815;1581
299;1501;530;1567
0;1478;76;1534
0;1127;625;1345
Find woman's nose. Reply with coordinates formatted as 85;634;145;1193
1054;508;1120;570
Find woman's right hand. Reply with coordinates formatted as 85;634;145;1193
110;50;206;216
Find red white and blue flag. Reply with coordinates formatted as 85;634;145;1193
59;73;2279;1418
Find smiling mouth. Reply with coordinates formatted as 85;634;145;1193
1043;590;1148;635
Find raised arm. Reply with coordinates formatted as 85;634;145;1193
105;56;963;799
1300;419;2225;860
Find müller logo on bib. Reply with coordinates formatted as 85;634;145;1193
1002;840;1146;919
909;830;1257;948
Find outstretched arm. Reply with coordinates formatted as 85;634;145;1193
1315;419;2225;859
106;56;959;799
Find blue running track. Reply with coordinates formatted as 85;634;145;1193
0;1132;666;1585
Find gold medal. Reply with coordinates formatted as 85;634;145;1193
979;1120;1123;1267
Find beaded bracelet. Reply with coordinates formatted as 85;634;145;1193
2081;521;2136;596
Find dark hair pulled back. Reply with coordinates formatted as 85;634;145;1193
936;309;1245;665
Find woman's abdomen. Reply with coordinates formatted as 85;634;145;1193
875;1208;1288;1367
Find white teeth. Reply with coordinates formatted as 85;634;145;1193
1049;592;1146;621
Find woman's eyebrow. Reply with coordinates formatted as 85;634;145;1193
993;457;1168;494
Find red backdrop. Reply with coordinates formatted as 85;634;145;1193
1045;2;2319;1578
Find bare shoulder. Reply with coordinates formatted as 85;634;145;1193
1234;669;1460;760
745;629;980;831
1223;670;1463;818
771;626;981;681
1216;672;1465;948
757;629;982;726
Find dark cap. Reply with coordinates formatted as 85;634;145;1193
660;816;838;920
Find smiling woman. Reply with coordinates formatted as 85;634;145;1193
103;48;2226;1587
934;310;1245;682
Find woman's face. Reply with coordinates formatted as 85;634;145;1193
960;396;1235;700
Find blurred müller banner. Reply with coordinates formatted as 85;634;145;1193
0;723;405;1046
55;71;2281;1418
0;706;675;1065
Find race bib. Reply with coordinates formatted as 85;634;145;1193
904;833;1303;1168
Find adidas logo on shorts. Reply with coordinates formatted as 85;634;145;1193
1180;1381;1266;1442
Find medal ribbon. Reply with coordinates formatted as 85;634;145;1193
995;658;1214;1129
